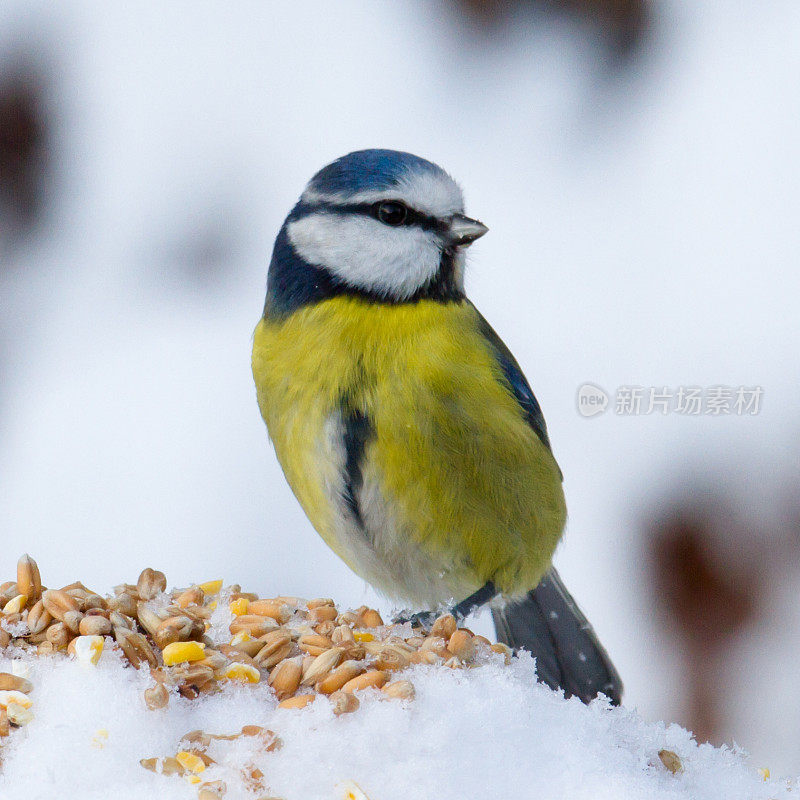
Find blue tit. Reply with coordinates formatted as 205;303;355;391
252;149;621;704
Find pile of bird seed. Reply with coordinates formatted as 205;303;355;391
0;554;511;798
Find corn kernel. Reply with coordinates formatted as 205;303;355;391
229;598;249;616
339;780;371;800
74;635;104;666
91;729;109;748
6;702;33;726
161;641;206;666
224;662;260;683
184;774;202;785
230;631;252;646
198;579;223;595
176;751;206;774
353;631;374;642
0;690;33;709
2;594;27;614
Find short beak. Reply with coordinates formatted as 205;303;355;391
447;214;489;247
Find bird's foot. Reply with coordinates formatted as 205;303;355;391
392;609;438;632
392;582;499;632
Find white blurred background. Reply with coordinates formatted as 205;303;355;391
1;0;799;775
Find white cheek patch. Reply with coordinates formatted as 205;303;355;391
288;212;442;299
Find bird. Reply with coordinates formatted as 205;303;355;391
252;149;622;704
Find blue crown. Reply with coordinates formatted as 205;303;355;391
307;149;446;196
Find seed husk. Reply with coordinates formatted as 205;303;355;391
198;781;227;800
341;669;388;693
198;650;229;673
230;615;278;638
268;658;302;699
298;633;333;655
253;629;291;660
374;647;409;673
62;610;84;635
140;756;186;776
45;621;70;649
1;611;22;628
26;599;52;635
107;592;138;618
109;610;136;631
16;555;41;605
218;644;257;667
307;598;335;610
116;629;158;669
228;637;265;659
420;635;448;658
254;641;293;669
431;613;457;640
155;615;198;649
447;630;476;661
277;694;315;710
175;587;204;609
83;594;107;611
144;682;170;710
309;605;338;623
0;673;33;694
247;600;290;623
357;607;384;628
315;660;365;694
137;567;167;601
0;582;18;605
315;619;336;637
301;647;344;686
658;749;683;774
382;679;415;700
331;624;355;645
490;642;513;663
329;690;359;715
79;614;112;637
136;602;164;637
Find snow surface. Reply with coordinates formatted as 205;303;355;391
0;647;791;800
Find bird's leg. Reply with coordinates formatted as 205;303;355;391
394;582;498;631
450;581;497;624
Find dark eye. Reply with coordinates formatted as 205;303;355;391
375;201;408;227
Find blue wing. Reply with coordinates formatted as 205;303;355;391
472;304;557;461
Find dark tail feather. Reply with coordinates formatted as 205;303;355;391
491;567;623;705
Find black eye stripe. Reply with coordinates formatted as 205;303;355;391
316;201;444;232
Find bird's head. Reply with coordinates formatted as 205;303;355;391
265;149;488;314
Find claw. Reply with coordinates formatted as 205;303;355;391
392;582;498;632
392;609;438;632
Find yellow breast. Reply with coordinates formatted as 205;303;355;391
252;296;566;600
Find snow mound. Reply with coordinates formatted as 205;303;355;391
0;649;791;800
